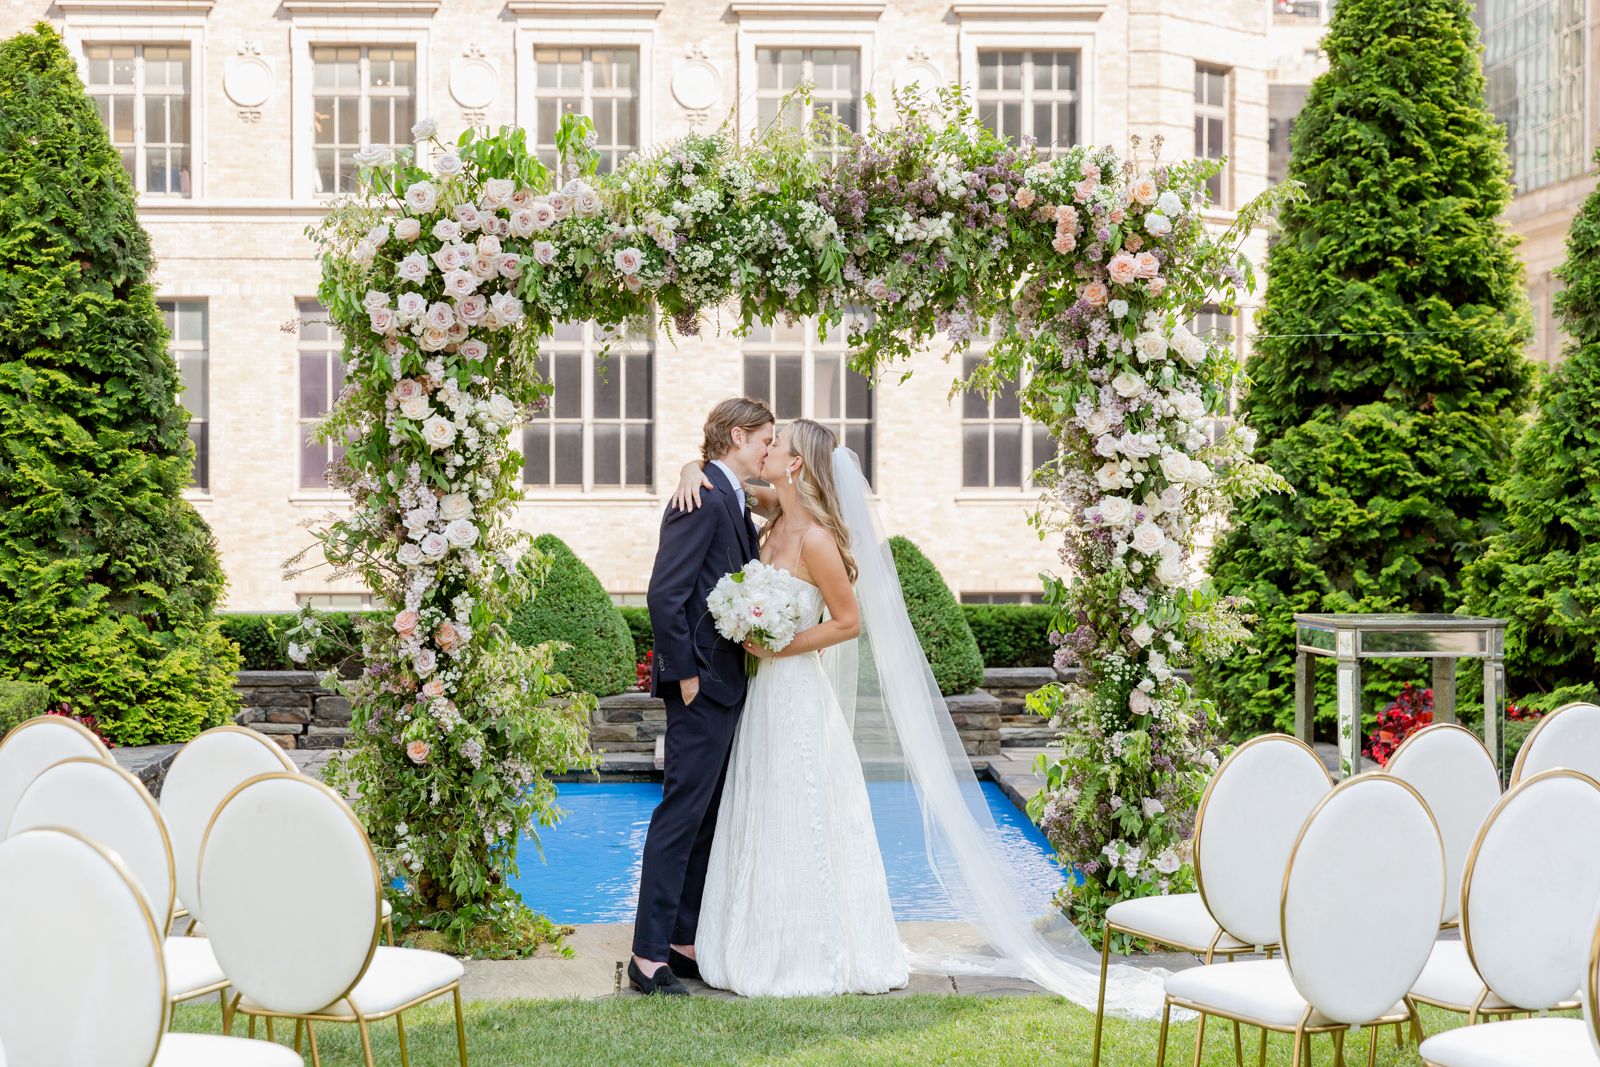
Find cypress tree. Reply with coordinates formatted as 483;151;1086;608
1462;157;1600;711
508;534;636;698
0;24;240;745
1197;0;1534;734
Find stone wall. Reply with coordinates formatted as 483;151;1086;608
234;671;352;750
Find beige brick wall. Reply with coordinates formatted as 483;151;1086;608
4;0;1272;610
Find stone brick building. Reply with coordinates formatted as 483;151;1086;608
2;0;1271;609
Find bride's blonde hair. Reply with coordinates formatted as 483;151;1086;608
768;419;858;584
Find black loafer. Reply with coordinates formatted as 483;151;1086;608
669;947;702;981
628;959;689;996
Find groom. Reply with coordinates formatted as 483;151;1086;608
630;396;775;995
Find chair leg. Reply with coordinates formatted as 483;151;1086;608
1155;999;1173;1067
266;1017;276;1043
307;1020;323;1067
218;989;232;1034
1367;1025;1379;1067
397;1010;410;1067
1258;1027;1268;1067
1233;1021;1244;1067
454;984;470;1067
357;1016;376;1067
293;1019;303;1054
385;916;396;946
247;1014;257;1039
1091;930;1112;1067
1333;1030;1346;1067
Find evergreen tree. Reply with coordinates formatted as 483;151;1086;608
1462;157;1600;711
889;536;984;696
508;535;636;698
1197;0;1533;734
0;24;239;745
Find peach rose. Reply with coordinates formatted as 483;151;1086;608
1052;233;1076;255
435;620;462;653
1109;207;1125;225
1107;253;1140;286
1082;280;1110;307
406;740;430;765
1148;276;1167;297
1135;252;1160;279
421;677;446;700
1129;174;1159;206
394;610;420;637
1014;187;1036;209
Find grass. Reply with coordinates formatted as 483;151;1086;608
174;996;1496;1066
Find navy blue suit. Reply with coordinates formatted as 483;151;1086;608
633;463;758;961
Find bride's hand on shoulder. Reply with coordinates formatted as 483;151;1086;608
671;460;714;512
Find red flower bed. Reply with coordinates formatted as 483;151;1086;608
635;650;653;693
47;701;114;748
1363;684;1433;766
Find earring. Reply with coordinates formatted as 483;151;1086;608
786;468;794;485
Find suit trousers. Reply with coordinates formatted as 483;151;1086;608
631;686;742;961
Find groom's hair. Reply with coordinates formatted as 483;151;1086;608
701;396;775;461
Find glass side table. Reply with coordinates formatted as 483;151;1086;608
1293;613;1507;780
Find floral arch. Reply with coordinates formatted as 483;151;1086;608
299;91;1286;948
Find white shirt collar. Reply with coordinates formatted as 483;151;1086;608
709;459;745;512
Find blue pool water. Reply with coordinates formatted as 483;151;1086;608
507;779;1070;924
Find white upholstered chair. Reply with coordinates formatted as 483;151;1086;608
1511;701;1600;785
0;715;111;835
1383;723;1501;927
1408;768;1600;1025
1419;904;1600;1067
1093;734;1332;1067
201;773;466;1067
0;827;300;1067
160;726;395;944
1157;774;1443;1067
8;758;231;1014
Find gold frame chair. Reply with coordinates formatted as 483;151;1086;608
1155;774;1443;1067
205;772;467;1067
1407;768;1600;1029
1093;734;1332;1067
1509;701;1600;786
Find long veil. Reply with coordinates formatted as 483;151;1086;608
826;446;1170;1017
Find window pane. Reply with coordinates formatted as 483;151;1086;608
625;424;651;487
814;355;842;419
524;426;550;485
978;53;999;92
593;363;620;418
592;425;621;485
624;353;651;419
993;424;1023;488
190;421;209;491
1031;425;1057;476
845;369;871;419
300;354;327;418
846;424;872;483
994;381;1021;420
553;354;582;417
963;426;991;487
553;424;583;485
301;431;327;488
744;355;770;406
774;356;803;419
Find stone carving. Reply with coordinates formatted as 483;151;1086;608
450;43;499;118
672;41;721;124
223;41;274;120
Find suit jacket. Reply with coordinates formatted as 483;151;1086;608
646;463;760;707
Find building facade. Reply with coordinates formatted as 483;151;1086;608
2;0;1270;610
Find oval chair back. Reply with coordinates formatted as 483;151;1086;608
1589;908;1600;1061
1282;774;1443;1025
1512;703;1600;785
1461;769;1600;1011
1384;723;1500;925
8;758;177;932
0;716;111;839
1193;733;1332;948
198;772;382;1016
0;829;169;1067
160;725;294;922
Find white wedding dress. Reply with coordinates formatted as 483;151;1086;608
695;570;909;997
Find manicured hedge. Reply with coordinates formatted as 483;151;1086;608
0;679;52;740
507;535;636;698
218;612;371;671
889;537;984;696
618;606;652;664
962;605;1053;668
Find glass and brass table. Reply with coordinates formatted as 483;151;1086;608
1293;613;1508;780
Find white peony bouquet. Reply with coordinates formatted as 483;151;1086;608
707;559;803;674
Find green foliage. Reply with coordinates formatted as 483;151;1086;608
1461;156;1600;709
962;604;1053;668
889;537;984;696
0;25;240;747
219;612;371;671
0;679;52;739
1195;0;1534;736
618;606;653;663
508;536;636;698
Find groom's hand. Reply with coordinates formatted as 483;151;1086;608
680;677;701;705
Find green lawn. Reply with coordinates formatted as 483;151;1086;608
174;996;1489;1066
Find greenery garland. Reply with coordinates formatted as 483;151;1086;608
299;88;1289;949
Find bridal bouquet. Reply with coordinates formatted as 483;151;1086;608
707;560;803;674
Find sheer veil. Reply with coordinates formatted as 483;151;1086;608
825;446;1170;1017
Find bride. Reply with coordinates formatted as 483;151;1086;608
671;420;1168;1015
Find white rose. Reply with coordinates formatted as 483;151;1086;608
1156;190;1183;217
1130;621;1155;647
413;647;437;676
433;151;463;176
432;219;461;242
404;181;438;214
1173;393;1206;421
1083;409;1113;437
1134;331;1168;364
471;252;497;279
1145;212;1172;237
497;253;522;280
486;393;518;425
548;193;571;218
1159;451;1192;484
351;239;377;265
1178;334;1207;367
396;542;424;567
532;241;557;267
366;222;390;247
1119;432;1157;459
399;394;431;420
455;294;487;324
489;292;524;324
363;288;390;311
439;493;472;521
575;189;602;216
454;204;482;232
1156;546;1185;587
509;209;536;238
397;292;427;321
419;531;449;559
1239;425;1259;455
419;326;448;351
459;339;489;362
443;269;480;298
397;253;429;284
422;415;457;450
476;234;502;257
1111;371;1146;399
483;178;516;207
1185;460;1214;486
530;202;556;230
1095;461;1123;491
613;247;643;276
1131;520;1166;555
1096;495;1134;527
352;145;394;168
1109;299;1129;319
426;302;455;331
368;307;396;335
394;218;422;242
444;518;479;548
411;117;439;140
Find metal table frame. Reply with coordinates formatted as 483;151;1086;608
1292;613;1508;780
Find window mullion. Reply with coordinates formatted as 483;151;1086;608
359;49;372;149
582;332;596;492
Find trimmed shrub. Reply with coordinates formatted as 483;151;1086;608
218;612;371;672
962;604;1054;668
1462;151;1600;712
507;535;635;698
890;537;984;696
618;606;653;663
0;25;240;747
0;679;52;739
1195;0;1534;737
